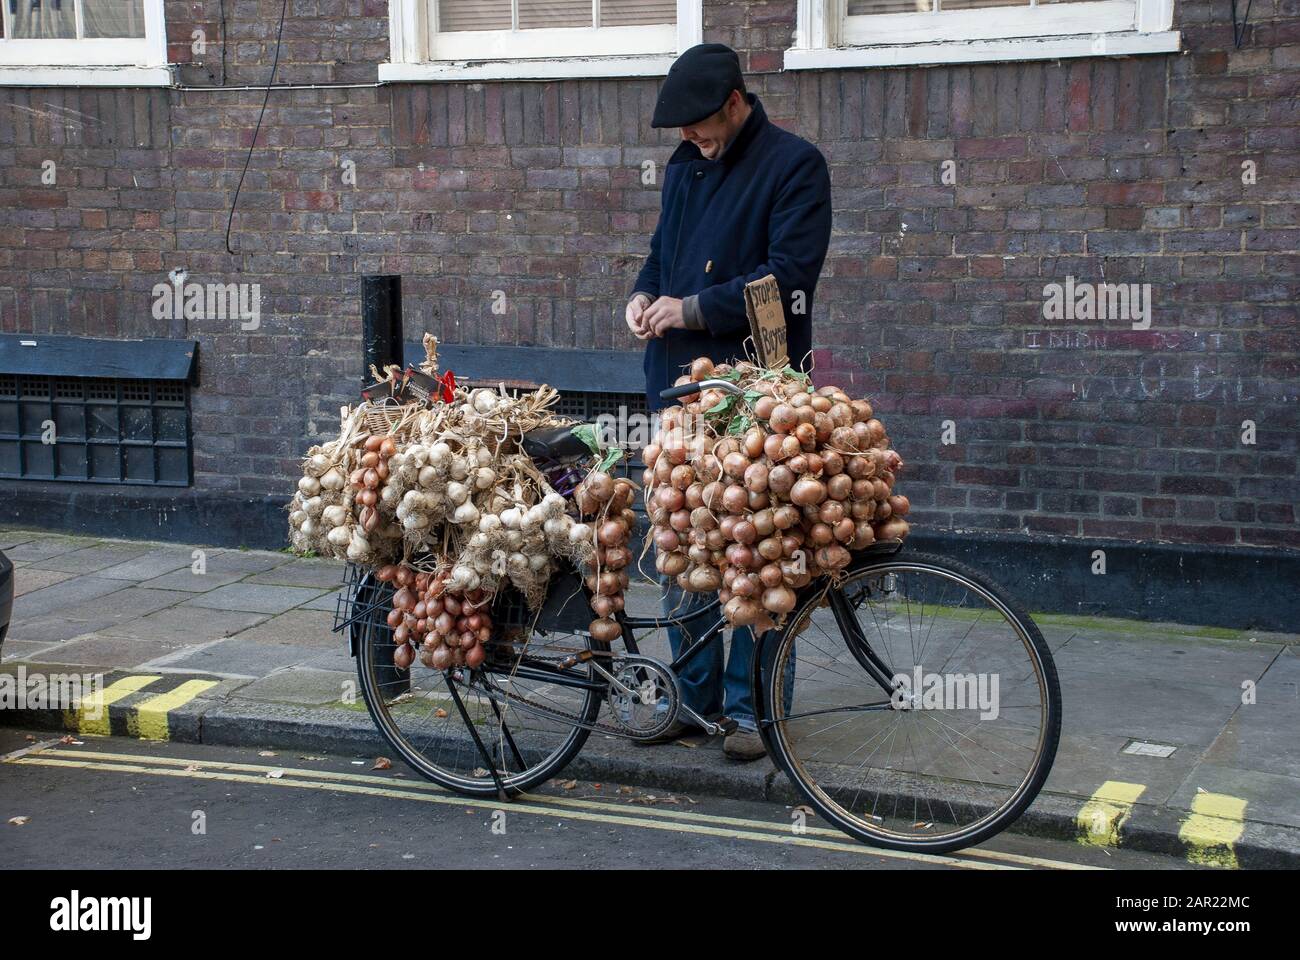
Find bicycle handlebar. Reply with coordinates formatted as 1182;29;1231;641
659;378;744;403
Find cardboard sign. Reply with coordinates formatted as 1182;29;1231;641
744;274;788;369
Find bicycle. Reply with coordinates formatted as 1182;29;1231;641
337;380;1062;854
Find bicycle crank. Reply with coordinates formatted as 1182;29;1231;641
598;655;681;740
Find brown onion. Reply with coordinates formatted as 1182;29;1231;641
768;465;795;496
658;551;689;576
689;565;722;592
791;477;827;506
723;452;750;480
768;404;798;434
722;484;749;514
762;585;797;615
725;596;763;626
773;504;801;529
393;642;414;669
826;474;853;501
589;618;622;644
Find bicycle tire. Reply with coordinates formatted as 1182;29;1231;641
758;550;1062;853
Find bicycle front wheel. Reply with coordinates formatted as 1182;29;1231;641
760;551;1061;853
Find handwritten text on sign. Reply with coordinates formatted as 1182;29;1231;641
744;274;788;368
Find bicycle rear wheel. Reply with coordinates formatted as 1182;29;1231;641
354;576;600;797
760;551;1061;853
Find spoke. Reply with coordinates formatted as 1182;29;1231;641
921;711;1028;770
774;701;895;723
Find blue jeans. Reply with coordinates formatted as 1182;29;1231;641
660;578;795;733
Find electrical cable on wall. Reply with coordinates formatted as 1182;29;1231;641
224;0;290;256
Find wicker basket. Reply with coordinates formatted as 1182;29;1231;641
364;401;420;443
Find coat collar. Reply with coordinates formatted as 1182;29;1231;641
667;94;768;168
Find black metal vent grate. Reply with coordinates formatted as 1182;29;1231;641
0;374;192;486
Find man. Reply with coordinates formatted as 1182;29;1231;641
626;43;832;760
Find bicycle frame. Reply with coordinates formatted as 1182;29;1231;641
484;595;730;698
486;542;910;708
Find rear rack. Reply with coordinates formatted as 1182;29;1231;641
333;563;393;635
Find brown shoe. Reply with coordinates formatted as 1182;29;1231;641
723;728;766;761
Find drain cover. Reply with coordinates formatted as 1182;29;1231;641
1122;740;1177;758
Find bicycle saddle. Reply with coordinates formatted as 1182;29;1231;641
521;425;596;463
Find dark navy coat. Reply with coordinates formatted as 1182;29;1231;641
633;95;832;410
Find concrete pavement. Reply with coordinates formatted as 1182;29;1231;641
1;526;1297;868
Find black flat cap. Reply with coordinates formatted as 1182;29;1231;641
651;43;744;128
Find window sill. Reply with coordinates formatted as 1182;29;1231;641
784;30;1181;70
378;54;676;83
0;64;173;87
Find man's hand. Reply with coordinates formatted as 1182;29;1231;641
643;296;685;337
625;294;653;340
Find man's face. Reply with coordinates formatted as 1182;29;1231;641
679;91;746;160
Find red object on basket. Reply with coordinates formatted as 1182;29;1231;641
438;370;456;402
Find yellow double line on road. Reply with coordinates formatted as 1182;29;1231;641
11;746;1103;871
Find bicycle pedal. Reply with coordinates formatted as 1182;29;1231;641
716;717;739;736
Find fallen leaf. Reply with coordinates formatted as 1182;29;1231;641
635;795;681;806
8;816;29;826
258;751;277;758
472;768;490;778
618;786;634;795
372;757;393;771
58;735;83;746
592;783;601;790
434;708;448;719
559;779;578;790
24;735;35;742
795;804;814;817
183;765;200;773
266;769;284;779
297;755;326;761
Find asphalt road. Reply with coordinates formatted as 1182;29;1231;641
0;727;1194;871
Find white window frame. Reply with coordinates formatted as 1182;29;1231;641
0;0;170;86
381;0;703;82
787;0;1179;70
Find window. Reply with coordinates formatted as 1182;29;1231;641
788;0;1178;69
0;374;192;485
0;0;170;85
383;0;703;82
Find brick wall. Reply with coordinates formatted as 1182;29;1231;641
0;0;1295;549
